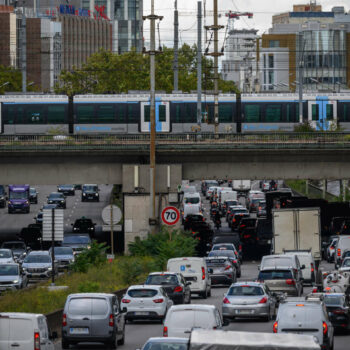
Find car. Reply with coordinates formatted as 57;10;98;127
145;272;191;305
207;250;241;278
82;184;99;202
322;293;350;331
167;257;211;298
183;214;205;231
230;209;249;230
206;256;236;285
339;257;350;272
1;241;30;261
262;181;271;192
260;254;304;275
0;263;28;291
57;184;75;196
29;187;38;204
0;184;6;208
248;198;263;213
257;200;267;217
202;180;218;196
141;337;188;350
62;234;91;255
34;211;43;225
221;200;239;216
62;293;126;349
163;304;228;338
22;251;58;280
47;192;66;209
326;236;339;262
284;250;316;285
226;205;245;224
335;235;350;268
258;267;303;296
238;218;257;236
340;220;350;235
121;285;173;322
0;249;16;264
330;217;350;235
0;313;56;350
72;217;96;234
222;281;277;322
211;243;240;262
211;234;242;261
274;298;334;350
48;247;75;270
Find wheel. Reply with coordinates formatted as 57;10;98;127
208;288;211;297
201;290;207;299
62;339;70;349
117;326;125;345
108;335;117;349
237;269;241;278
264;308;272;322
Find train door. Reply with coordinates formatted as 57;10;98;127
140;101;170;132
308;97;337;130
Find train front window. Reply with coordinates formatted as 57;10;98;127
326;104;333;120
144;105;150;122
244;104;260;122
48;105;65;123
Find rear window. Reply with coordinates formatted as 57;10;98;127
263;257;292;268
324;295;345;306
9;319;33;341
212;244;235;251
213;236;240;245
228;286;264;296
144;342;187;350
169;310;211;328
185;197;200;204
208;251;235;258
68;298;109;316
146;274;178;285
128;289;158;298
258;270;293;280
91;298;109;316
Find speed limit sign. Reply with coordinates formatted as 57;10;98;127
161;206;180;226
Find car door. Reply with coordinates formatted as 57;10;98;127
112;298;123;339
90;298;110;338
38;317;54;350
67;298;92;337
8;317;33;350
161;288;173;310
265;286;276;316
179;274;190;302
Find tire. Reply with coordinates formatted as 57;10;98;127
237;269;241;278
201;290;207;299
108;335;117;349
264;308;272;322
62;339;70;349
208;288;211;297
117;326;125;346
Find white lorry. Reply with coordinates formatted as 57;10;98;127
232;180;251;193
272;208;321;262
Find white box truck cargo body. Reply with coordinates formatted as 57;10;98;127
272;208;321;260
232;180;251;192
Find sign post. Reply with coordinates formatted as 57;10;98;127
102;205;122;254
161;206;180;226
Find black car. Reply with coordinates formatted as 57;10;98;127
0;185;6;208
29;187;38;204
82;184;99;202
72;217;96;234
57;185;75;196
47;192;66;209
145;272;191;304
324;293;350;331
184;214;205;231
231;211;250;231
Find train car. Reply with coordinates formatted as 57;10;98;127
0;92;350;134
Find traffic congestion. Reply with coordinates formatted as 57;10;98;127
0;180;350;350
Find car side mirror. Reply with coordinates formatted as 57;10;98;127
301;264;306;270
49;331;58;340
122;307;127;313
208;268;213;274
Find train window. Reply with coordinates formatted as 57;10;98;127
244;104;260;122
76;105;95;122
96;105;115;123
116;104;126;123
173;104;182;123
4;105;15;124
23;105;45;124
184;103;196;123
144;105;150;122
343;104;350;122
47;105;65;123
312;104;319;121
127;104;138;123
326;104;333;120
265;104;282;122
159;105;166;122
219;104;232;123
286;104;294;122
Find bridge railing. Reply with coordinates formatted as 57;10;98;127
0;133;349;151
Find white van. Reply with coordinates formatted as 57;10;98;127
0;313;56;350
183;203;201;219
167;257;211;298
163;305;227;338
284;251;316;284
183;192;201;207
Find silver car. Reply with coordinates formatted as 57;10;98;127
222;281;277;322
121;285;173;322
141;337;188;350
0;249;15;264
22;251;58;280
48;247;75;270
0;263;28;291
206;257;236;285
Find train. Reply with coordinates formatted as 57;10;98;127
0;92;350;134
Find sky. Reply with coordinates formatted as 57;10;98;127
142;0;349;49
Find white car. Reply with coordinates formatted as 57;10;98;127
121;285;173;322
0;249;15;264
339;257;350;272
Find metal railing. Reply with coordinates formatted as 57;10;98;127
0;133;350;151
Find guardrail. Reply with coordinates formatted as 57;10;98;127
0;133;350;151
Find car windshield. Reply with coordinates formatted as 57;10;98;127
2;242;25;250
226;201;238;206
228;286;264;296
53;247;73;255
324;295;345;306
212;244;235;251
258;270;293;280
0;265;18;276
342;259;350;267
146;274;178;285
9;192;27;200
59;185;73;189
144;342;188;350
208;250;235;258
30;188;36;194
75;219;93;225
83;185;97;191
49;193;64;199
185;197;200;204
251;199;262;205
0;250;12;258
128;289;158;298
233;210;248;214
24;255;51;263
63;236;90;244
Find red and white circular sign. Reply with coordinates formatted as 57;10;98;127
161;206;180;226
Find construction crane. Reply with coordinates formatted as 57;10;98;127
225;11;253;31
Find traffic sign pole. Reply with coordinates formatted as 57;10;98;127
51;208;55;285
110;204;114;255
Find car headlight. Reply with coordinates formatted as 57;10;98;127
61;200;64;203
83;193;86;196
25;200;29;205
73;227;78;230
48;267;52;271
12;280;19;284
22;268;27;271
87;246;91;250
49;200;53;203
95;193;98;196
88;227;93;230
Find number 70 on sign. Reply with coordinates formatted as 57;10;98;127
161;206;180;225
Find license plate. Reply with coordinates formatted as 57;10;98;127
135;312;149;315
70;328;89;334
237;310;252;314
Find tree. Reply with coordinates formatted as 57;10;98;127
0;65;22;94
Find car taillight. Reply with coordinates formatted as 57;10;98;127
174;286;183;292
273;321;278;333
122;298;131;303
323;322;328;335
286;279;295;285
333;309;346;314
259;297;268;304
243;235;251;239
338;249;341;256
312;287;318;293
62;313;67;327
239;245;242;251
109;314;114;327
223;297;230;304
34;332;40;350
311;263;314;272
330;246;334;250
233;218;236;222
202;266;205;280
153;298;164;303
224;265;231;270
163;326;168;337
